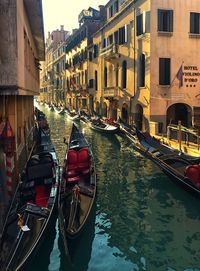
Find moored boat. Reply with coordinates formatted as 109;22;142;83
66;110;80;121
59;124;96;243
89;118;119;134
79;111;91;124
0;149;59;271
54;106;65;115
133;127;200;197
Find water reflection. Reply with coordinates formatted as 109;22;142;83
35;103;200;271
58;203;96;271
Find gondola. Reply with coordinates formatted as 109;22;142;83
59;124;96;244
66;110;80;121
79;111;91;124
133;127;200;197
89;118;119;134
0;149;59;271
54;106;65;115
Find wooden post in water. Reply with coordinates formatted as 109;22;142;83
178;121;182;152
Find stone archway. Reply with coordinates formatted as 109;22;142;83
102;102;108;117
135;104;143;130
167;103;192;127
122;103;129;123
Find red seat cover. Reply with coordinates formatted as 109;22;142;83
35;185;50;207
185;165;200;186
78;148;90;174
67;150;78;170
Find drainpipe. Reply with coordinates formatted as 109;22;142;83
129;6;136;125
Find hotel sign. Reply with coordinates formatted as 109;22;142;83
183;66;200;87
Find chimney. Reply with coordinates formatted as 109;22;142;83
99;5;106;22
60;25;64;31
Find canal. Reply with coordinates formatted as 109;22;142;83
27;104;200;271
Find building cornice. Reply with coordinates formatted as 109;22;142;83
24;0;45;60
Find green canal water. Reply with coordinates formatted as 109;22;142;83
27;104;200;271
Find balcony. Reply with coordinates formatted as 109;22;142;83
120;0;133;10
103;86;120;99
100;44;119;62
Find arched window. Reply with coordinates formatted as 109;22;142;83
122;60;127;89
104;67;107;88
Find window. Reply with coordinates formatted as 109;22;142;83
108;34;113;45
137;14;143;36
85;70;88;84
93;44;99;58
82;99;87;107
89;51;93;61
140;54;145;87
89;79;94;88
190;12;200;34
119;25;128;44
104;67;107;88
136;13;146;36
109;5;113;18
95;70;98;90
159;58;171;85
114;31;119;44
114;1;119;13
102;38;107;48
122;60;127;88
158;9;173;32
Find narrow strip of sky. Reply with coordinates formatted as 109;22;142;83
42;0;108;37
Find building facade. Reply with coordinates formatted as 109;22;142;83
64;7;105;112
40;0;200;135
0;0;45;195
40;26;70;103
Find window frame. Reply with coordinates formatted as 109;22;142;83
159;58;171;86
157;9;173;33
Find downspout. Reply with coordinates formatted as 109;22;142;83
130;5;136;125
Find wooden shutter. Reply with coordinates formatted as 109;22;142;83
159;58;170;85
140;54;145;87
169;10;173;32
190;13;195;33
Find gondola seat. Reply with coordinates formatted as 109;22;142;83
66;149;80;183
78;148;91;175
185;165;200;188
35;185;51;207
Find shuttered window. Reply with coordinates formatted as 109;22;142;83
104;67;107;88
159;58;171;85
95;70;98;91
140;54;145;87
93;44;99;58
119;25;128;45
109;5;113;18
114;1;119;13
158;9;173;32
136;14;143;36
122;61;127;89
190;12;200;34
114;31;119;44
